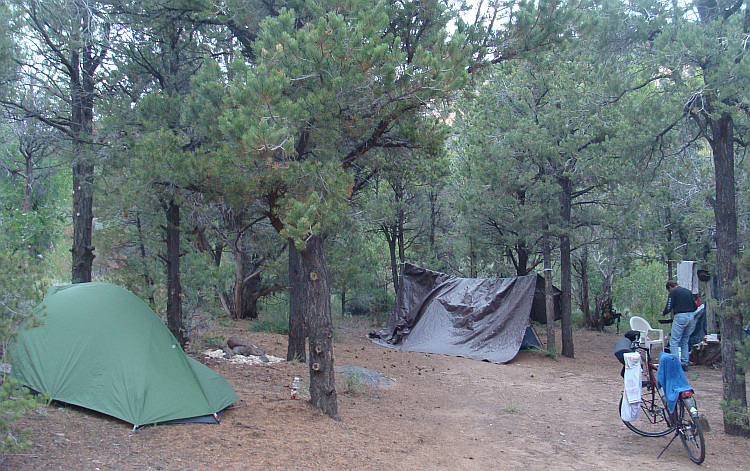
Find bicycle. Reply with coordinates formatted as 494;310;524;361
615;330;706;464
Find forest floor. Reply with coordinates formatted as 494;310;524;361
3;316;749;471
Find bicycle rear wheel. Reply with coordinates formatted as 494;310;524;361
676;396;705;464
619;394;674;437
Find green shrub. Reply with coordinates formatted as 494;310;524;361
0;249;48;453
613;260;665;326
340;373;365;396
0;380;38;453
249;309;289;335
193;335;226;351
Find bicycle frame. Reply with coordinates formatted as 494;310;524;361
639;345;661;410
623;339;675;436
638;341;693;425
618;333;706;464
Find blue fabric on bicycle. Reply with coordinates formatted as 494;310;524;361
656;352;692;413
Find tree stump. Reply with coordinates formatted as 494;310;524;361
690;341;721;366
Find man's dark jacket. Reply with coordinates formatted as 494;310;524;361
662;286;697;316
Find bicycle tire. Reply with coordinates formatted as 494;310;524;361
677;397;706;464
619;394;674;437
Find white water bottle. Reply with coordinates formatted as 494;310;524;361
291;377;300;399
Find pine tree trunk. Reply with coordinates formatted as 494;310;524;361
397;207;405;265
576;247;592;328
384;225;399;293
704;277;718;333
226;235;266;319
710;112;749;436
135;212;156;305
164;199;184;346
559;177;574;358
543;231;555;354
231;246;244;318
515;241;530;276
71;158;95;283
341;288;347;317
560;233;574;357
300;234;339;420
287;242;307;362
428;189;438;252
594;275;614;331
69;3;100;284
22;153;33;212
242;273;262;319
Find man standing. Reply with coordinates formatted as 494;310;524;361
662;280;698;370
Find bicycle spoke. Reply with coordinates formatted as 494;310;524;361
616;336;679;440
620;393;674;437
677;397;706;464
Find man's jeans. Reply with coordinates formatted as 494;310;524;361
670;310;698;366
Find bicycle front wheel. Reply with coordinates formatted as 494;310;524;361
676;397;705;464
619;394;674;437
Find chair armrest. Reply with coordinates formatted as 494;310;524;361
647;328;664;341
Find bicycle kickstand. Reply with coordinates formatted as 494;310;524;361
656;431;680;460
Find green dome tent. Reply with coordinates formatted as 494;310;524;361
8;283;240;429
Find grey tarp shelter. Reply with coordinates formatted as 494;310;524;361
8;282;240;428
369;263;561;364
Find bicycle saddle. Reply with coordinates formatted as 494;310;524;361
624;330;640;342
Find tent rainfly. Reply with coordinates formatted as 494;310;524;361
369;263;561;364
8;282;240;428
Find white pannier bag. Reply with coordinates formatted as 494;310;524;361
621;352;642;422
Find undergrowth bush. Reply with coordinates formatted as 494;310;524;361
0;249;49;453
249;298;289;335
613;260;665;326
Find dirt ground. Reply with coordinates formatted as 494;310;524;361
3;317;749;471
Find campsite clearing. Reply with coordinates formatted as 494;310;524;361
4;317;749;470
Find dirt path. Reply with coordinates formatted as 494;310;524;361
4;318;748;470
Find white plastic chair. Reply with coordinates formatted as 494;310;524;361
629;316;665;352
